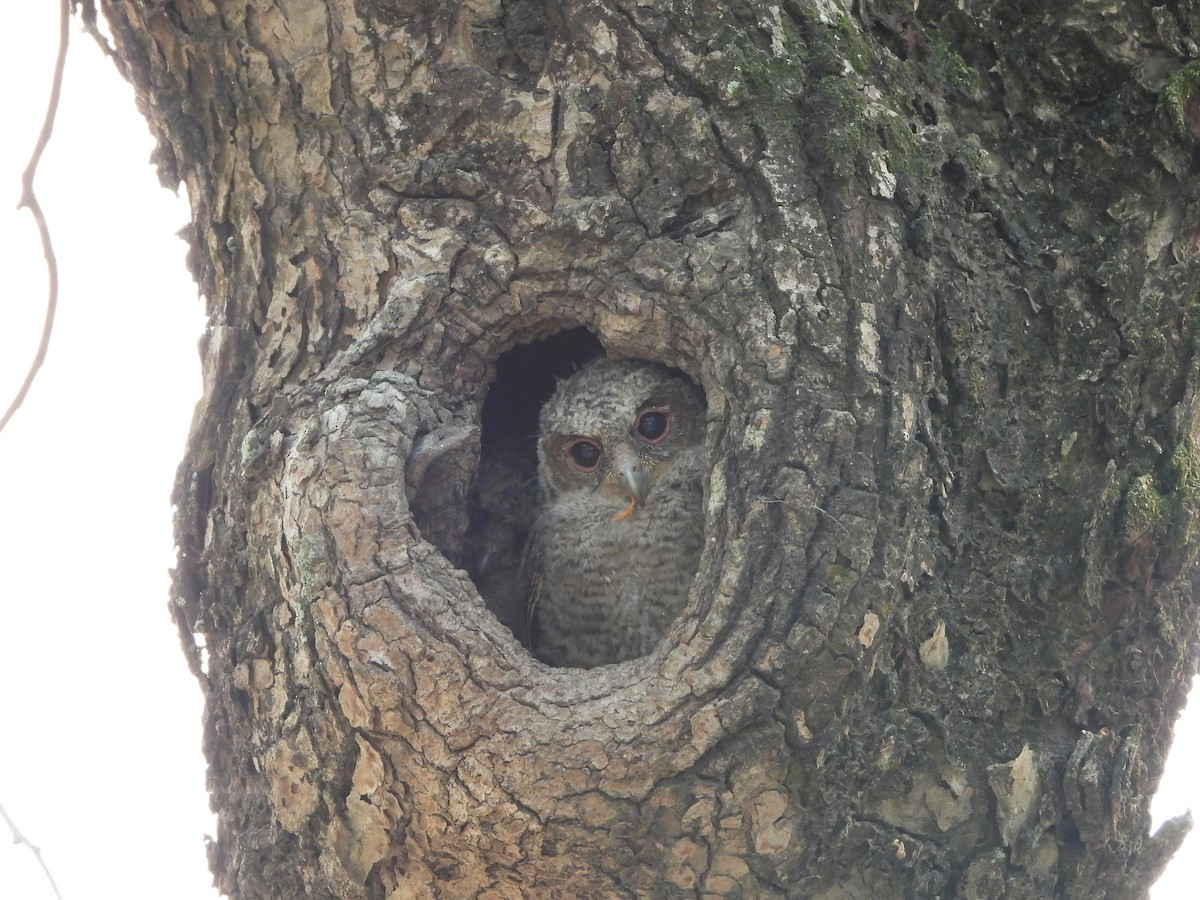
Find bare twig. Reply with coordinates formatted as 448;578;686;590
0;0;71;436
0;801;64;900
74;0;116;60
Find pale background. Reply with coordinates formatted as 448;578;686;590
0;7;1196;898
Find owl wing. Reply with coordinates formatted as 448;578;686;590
519;516;549;654
464;439;539;641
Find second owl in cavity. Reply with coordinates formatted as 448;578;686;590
525;358;706;668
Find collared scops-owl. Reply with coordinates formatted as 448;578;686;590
525;358;706;668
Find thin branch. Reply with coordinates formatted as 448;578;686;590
74;0;116;61
0;801;64;900
0;0;71;436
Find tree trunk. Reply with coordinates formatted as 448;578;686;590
95;0;1200;896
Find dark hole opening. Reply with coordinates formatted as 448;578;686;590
480;327;606;453
467;327;710;669
465;327;605;643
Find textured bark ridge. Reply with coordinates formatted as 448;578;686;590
98;0;1200;896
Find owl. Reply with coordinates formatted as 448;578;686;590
464;437;539;640
525;358;707;667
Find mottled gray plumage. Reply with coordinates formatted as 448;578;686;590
526;358;706;667
465;438;539;642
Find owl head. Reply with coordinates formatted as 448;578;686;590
537;358;706;517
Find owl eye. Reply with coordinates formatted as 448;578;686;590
635;408;670;443
565;438;603;472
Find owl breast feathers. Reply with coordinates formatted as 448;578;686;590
525;358;706;668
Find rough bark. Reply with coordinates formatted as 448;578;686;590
95;0;1200;896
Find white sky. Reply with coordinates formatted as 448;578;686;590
0;7;1196;899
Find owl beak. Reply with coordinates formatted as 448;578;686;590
612;444;650;512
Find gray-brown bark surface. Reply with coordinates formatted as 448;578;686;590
95;0;1200;896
